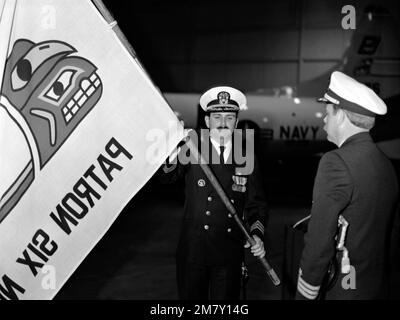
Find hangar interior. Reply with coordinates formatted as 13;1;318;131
55;0;400;300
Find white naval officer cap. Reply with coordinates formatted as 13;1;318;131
199;86;247;113
318;71;387;116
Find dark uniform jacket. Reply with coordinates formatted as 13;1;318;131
297;132;399;299
160;133;268;267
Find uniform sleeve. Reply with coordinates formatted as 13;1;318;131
244;156;268;241
158;146;188;184
296;151;353;300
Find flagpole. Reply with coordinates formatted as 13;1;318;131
91;0;280;287
185;137;281;286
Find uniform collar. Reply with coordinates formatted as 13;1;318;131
210;137;232;154
209;136;234;164
341;131;372;148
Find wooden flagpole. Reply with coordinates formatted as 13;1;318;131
91;0;280;287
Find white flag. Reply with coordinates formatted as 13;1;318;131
0;0;183;299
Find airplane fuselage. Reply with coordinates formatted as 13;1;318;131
164;93;332;158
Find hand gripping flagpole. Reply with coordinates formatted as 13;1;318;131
92;0;280;287
185;136;281;286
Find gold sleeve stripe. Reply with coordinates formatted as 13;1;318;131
299;275;321;292
250;220;264;234
297;280;318;300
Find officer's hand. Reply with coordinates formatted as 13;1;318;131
244;235;266;259
167;121;189;160
180;120;192;142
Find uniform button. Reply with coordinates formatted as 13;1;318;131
206;211;211;216
208;196;212;202
230;199;234;203
204;225;210;230
228;214;232;218
227;228;232;233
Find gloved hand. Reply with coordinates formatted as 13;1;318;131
244;235;266;259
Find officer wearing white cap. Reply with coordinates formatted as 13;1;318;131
318;71;387;117
160;86;268;300
199;86;247;113
296;71;399;299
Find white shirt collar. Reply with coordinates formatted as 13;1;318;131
210;138;232;163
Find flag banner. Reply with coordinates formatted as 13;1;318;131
0;0;183;299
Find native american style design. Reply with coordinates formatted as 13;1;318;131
0;39;103;222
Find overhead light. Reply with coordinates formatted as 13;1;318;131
294;97;301;104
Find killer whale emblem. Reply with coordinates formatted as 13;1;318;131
0;39;103;222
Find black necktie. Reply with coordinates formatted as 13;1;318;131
220;146;225;165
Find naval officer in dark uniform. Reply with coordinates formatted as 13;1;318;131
160;86;268;300
296;71;399;300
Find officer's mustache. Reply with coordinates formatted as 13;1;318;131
217;126;229;130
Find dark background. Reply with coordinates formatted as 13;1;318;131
101;0;400;93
